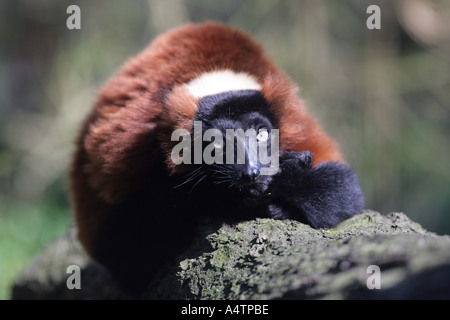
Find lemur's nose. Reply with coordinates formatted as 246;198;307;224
241;165;261;183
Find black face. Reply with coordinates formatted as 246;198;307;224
193;90;278;197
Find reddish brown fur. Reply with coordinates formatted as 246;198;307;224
70;22;343;258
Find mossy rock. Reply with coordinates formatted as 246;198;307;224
12;211;450;299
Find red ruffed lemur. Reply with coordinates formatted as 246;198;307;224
70;22;364;292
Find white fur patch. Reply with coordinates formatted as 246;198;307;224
185;70;261;98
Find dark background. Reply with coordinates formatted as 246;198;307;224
0;0;449;299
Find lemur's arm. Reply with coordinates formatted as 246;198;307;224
267;151;364;228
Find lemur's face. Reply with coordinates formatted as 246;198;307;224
200;111;275;196
192;90;279;197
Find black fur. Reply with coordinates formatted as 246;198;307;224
267;151;365;228
196;90;277;126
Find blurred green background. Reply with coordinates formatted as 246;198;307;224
0;0;449;299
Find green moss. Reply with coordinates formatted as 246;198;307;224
210;247;231;269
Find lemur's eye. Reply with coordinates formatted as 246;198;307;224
257;129;269;142
213;139;223;149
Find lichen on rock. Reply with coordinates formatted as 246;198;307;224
12;211;450;299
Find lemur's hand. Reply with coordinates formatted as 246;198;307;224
279;151;313;170
269;151;314;193
268;151;365;229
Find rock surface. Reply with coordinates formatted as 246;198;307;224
12;211;450;299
